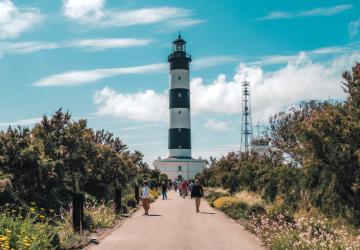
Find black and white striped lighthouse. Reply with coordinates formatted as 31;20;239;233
153;35;206;180
167;34;192;159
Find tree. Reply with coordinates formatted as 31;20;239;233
0;109;149;210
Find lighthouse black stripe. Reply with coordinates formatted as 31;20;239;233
168;128;191;149
169;88;190;108
168;52;191;70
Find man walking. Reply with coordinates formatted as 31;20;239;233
142;180;150;215
191;180;204;212
161;181;168;200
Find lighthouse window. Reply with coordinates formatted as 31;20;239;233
178;110;181;115
178;93;182;98
178;76;181;80
178;166;182;171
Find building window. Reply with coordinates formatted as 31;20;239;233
178;110;181;115
178;165;182;171
178;76;181;80
178;93;182;98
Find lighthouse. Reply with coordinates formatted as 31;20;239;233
153;34;206;180
168;34;192;159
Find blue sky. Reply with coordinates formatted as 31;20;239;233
0;0;359;163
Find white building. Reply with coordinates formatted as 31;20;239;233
153;157;206;180
251;138;270;155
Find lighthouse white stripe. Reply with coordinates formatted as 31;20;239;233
170;69;189;89
169;108;191;129
169;149;191;158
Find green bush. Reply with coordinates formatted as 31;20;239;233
205;191;227;206
121;204;129;214
223;202;248;219
0;207;60;249
123;195;137;208
246;203;266;216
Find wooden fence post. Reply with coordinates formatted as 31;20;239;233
115;178;122;214
135;185;140;205
115;187;122;214
72;174;84;233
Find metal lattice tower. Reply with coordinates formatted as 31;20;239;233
240;76;253;153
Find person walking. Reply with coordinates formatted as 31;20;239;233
161;181;168;200
192;180;204;213
181;181;188;198
179;181;184;197
142;180;150;215
189;180;194;199
174;180;178;192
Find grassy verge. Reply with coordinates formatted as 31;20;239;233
0;193;143;249
205;189;360;250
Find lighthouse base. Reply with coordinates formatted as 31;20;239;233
153;158;207;180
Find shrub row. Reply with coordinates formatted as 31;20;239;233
206;191;266;220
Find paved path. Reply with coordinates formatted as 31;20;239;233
88;191;264;250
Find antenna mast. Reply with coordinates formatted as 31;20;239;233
240;74;253;154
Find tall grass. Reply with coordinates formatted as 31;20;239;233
234;191;264;206
249;214;360;249
0;201;122;250
0;207;59;249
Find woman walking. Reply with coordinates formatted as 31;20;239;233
192;180;204;212
142;180;150;215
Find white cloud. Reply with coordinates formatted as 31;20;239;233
102;7;190;27
62;1;202;29
0;0;43;39
93;51;359;123
33;55;235;87
0;41;60;54
67;38;152;50
191;52;355;121
248;46;352;66
62;0;104;23
349;19;360;37
33;63;166;87
0;38;152;56
120;124;165;131
204;119;229;131
165;18;205;28
249;55;298;66
192;55;238;70
0;117;41;127
257;4;352;21
94;87;168;122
